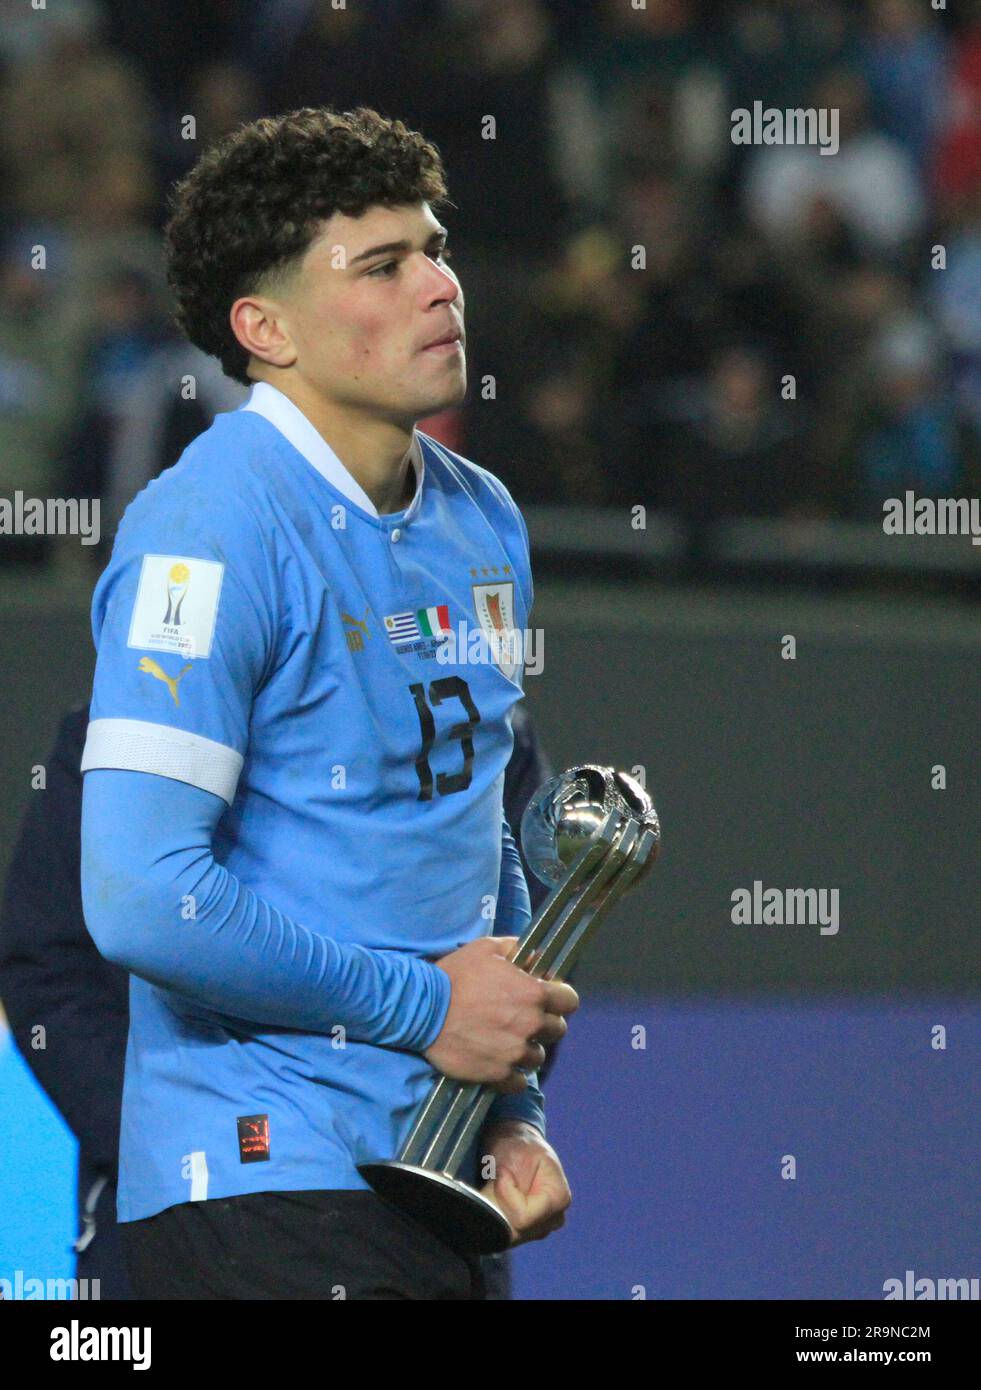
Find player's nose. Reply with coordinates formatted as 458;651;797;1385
423;256;461;306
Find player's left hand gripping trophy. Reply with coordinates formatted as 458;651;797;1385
358;764;661;1254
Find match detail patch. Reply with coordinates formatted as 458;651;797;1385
127;554;224;660
237;1115;270;1164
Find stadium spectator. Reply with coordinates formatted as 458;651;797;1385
656;342;811;528
0;239;83;532
0;0;152;226
156;61;266;190
723;0;854;114
262;0;410;127
932;190;981;437
932;9;981;216
62;270;173;515
0;0;972;553
858;0;948;173
744;68;926;259
854;316;968;514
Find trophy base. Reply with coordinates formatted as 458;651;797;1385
357;1161;513;1256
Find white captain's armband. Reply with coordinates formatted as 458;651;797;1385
81;719;244;804
127;554;225;660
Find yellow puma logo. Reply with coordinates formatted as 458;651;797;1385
138;656;193;706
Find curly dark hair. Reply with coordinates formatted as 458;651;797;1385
163;106;451;385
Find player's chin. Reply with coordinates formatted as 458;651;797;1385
423;358;466;389
413;373;467;415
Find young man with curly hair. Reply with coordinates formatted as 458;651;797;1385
79;106;577;1300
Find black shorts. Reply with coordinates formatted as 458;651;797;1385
120;1189;491;1300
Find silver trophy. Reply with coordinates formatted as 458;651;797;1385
358;764;661;1254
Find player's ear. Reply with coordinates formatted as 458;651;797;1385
229;295;297;371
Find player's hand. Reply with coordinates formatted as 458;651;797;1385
479;1120;571;1245
424;935;579;1091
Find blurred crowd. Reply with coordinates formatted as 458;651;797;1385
1;0;980;566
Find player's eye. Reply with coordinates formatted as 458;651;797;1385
367;246;451;278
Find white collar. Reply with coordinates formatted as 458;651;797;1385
242;380;424;520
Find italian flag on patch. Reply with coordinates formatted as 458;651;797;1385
417;604;451;637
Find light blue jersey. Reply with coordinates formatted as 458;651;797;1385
80;382;543;1222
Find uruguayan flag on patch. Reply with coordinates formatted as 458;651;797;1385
384;611;421;646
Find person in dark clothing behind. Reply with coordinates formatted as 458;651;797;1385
0;699;558;1300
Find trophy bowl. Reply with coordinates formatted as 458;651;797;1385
521;764;660;887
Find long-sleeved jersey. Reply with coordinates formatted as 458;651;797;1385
80;381;543;1222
